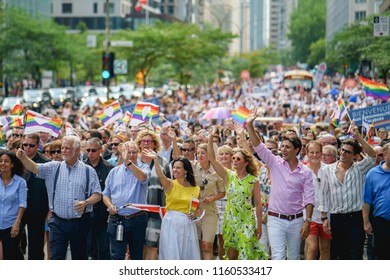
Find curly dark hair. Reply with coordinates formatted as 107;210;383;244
172;157;197;187
0;150;25;177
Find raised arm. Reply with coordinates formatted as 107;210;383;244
142;149;173;192
207;129;228;184
16;148;38;174
168;127;181;160
246;109;261;147
350;122;376;158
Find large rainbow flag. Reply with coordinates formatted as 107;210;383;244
97;100;123;127
358;75;389;101
25;110;62;137
129;101;159;126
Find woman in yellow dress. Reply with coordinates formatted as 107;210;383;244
143;149;201;260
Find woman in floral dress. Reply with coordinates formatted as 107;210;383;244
207;130;267;260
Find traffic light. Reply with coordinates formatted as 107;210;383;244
102;52;115;80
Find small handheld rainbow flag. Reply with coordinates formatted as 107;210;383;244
232;107;250;125
189;195;199;213
129;102;159;126
11;104;23;115
25;110;62;137
79;112;89;131
97;100;123;127
330;97;348;127
358;75;389;101
0;115;24;127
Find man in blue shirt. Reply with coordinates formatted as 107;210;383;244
16;135;102;260
103;140;150;260
363;142;390;260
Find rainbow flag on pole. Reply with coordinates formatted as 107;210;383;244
358;75;389;101
0;115;24;127
330;97;348;127
11;104;23;115
97;100;123;127
25;110;62;137
129;101;159;126
232;107;250;125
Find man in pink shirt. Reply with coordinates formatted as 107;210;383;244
247;112;314;260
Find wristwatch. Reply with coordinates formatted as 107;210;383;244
304;218;312;223
84;200;89;207
127;161;133;166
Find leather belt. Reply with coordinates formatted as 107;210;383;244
52;212;90;221
268;211;303;221
115;211;146;219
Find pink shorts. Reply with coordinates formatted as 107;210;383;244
309;221;332;240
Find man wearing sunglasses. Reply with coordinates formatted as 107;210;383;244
6;126;24;150
20;133;50;260
318;122;376;260
84;138;114;260
181;139;196;161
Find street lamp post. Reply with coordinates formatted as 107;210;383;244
105;0;111;100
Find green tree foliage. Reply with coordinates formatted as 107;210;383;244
326;13;390;81
112;22;235;87
226;47;281;80
307;38;326;68
288;0;326;64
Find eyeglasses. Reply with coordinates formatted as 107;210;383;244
23;143;36;148
12;134;23;138
200;179;208;190
340;148;353;155
325;142;337;146
377;153;384;157
181;148;195;152
128;151;138;155
111;143;120;147
141;139;154;144
232;156;243;162
86;148;98;153
43;150;50;154
50;150;61;155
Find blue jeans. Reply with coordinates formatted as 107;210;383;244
107;213;147;260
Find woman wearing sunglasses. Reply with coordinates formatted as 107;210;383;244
49;140;63;162
142;148;201;260
135;130;170;260
189;143;225;260
207;130;267;260
107;134;129;166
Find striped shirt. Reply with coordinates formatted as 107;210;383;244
318;156;375;214
37;160;101;219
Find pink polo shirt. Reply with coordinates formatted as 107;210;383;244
254;143;314;215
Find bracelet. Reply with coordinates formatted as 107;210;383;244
321;217;328;222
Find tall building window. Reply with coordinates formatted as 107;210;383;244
62;3;72;14
103;3;115;13
93;3;98;14
168;6;174;14
355;11;366;20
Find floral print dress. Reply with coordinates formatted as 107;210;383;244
222;170;268;260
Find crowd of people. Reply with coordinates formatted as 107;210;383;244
0;79;389;260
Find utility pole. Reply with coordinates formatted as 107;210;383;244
105;0;111;100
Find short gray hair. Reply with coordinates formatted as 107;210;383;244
63;135;81;149
87;137;103;148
